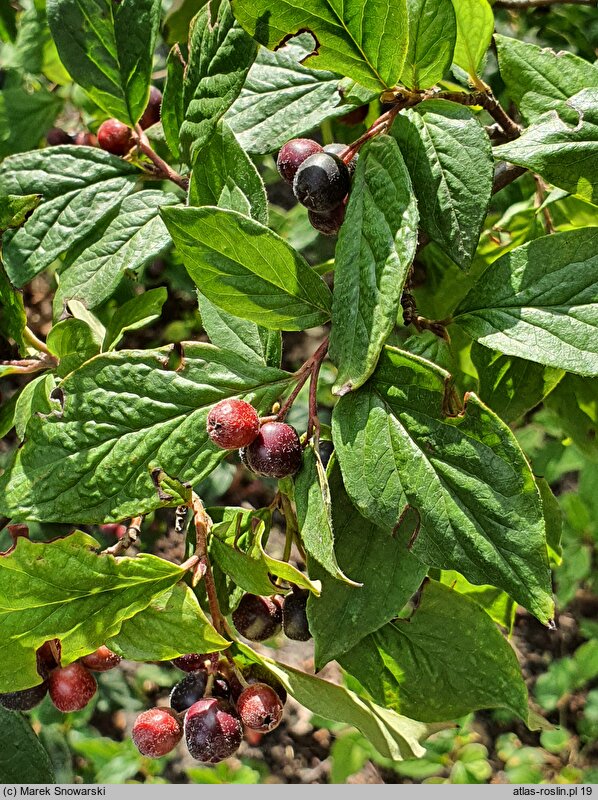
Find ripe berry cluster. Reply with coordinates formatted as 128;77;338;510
131;653;286;763
46;86;162;156
206;399;302;479
0;642;120;713
232;589;311;643
276;138;358;236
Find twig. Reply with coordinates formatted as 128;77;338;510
534;174;556;234
279;490;306;563
190;492;227;636
133;125;189;191
401;290;451;341
101;515;143;556
492;162;527;194
306;353;324;442
494;0;595;7
436;90;521;140
0;353;57;375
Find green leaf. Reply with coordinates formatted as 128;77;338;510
46;0;161;125
103;288;168;351
453;228;598;376
198;293;282;368
54;190;176;311
0;708;55;784
332;346;554;624
164;0;208;44
231;0;409;93
393;100;493;270
179;0;257;164
437;570;516;632
544;374;598;461
339;580;529;723
401;0;457;89
294;446;356;586
0;77;62;159
471;343;564;425
0;262;27;352
210;512;321;596
0;2;17;42
162;206;332;330
307;462;427;668
329;136;418;393
189;121;268;224
47;318;102;378
0;531;187;692
236;643;431;763
494;35;598;125
0;345;291;523
0;194;41;232
451;0;493;76
225;36;376;155
0;146;139;287
14;373;57;441
107;583;229;660
0;389;20;439
494;89;598;205
161;45;186;161
536;478;562;569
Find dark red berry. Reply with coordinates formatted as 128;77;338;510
169;671;207;713
207;399;260;450
277;139;323;185
97;119;134;156
237;665;288;705
308;203;347;236
80;646;121;672
338;105;369;126
212;675;232;701
36;640;61;679
171;653;220;673
237;683;284;732
232;594;282;642
74;131;98;147
283;588;311;641
46;128;73;146
293;152;350;212
184;698;243;763
0;682;48;711
245;422;302;478
98;523;127;538
139;86;162;130
323;142;358;176
132;707;183;758
48;663;97;712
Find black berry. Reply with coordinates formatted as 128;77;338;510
184;698;243;763
277;139;323;185
236;683;284;732
46;128;73;146
207;399;260;450
0;682;48;711
132;707;183;757
171;653;221;673
232;594;282;642
323;142;358;176
293;152;350;212
308;203;346;236
169;671;208;713
48;662;97;712
283;588;311;641
239;664;288;704
245;422;302;478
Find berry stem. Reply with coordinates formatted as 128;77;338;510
133;125;189;191
279;490;306;563
275;338;329;424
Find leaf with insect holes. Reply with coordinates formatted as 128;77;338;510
231;0;409;93
307;462;428;669
107;583;229;661
332;346;554;624
330;136;418;393
453;228;598;376
46;0;161;125
339;580;529;723
0;194;40;232
0;345;292;523
0;531;189;692
162;206;332;331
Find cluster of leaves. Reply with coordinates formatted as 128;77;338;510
1;0;598;782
